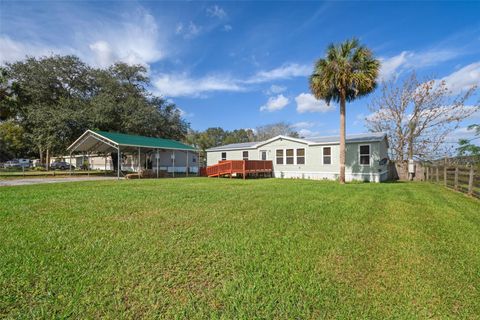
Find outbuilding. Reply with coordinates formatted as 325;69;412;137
67;130;198;178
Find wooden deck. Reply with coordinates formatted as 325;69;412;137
206;160;273;179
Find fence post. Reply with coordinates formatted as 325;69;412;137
454;166;459;190
444;162;447;187
468;165;474;195
426;166;429;181
436;166;439;183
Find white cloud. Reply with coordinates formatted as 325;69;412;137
178;108;194;118
86;9;164;67
441;61;480;94
298;129;321;138
176;21;201;39
379;49;461;81
265;84;287;95
260;94;289;112
379;52;409;81
295;93;335;113
223;24;232;32
89;41;113;67
175;23;184;34
153;73;244;97
353;113;366;126
291;121;315;129
206;5;227;19
445;126;480;144
0;35;75;64
0;8;165;68
247;63;311;84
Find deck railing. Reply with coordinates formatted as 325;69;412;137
206;160;273;178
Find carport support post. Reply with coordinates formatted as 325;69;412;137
186;151;189;177
156;149;159;178
69;152;72;176
172;150;175;178
197;151;200;176
117;147;121;180
138;147;141;178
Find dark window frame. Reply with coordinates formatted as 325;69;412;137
359;144;371;165
296;148;305;165
285;149;294;165
323;147;332;165
276;149;284;165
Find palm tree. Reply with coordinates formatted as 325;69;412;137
310;38;379;183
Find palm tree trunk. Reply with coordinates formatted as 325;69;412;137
339;92;346;184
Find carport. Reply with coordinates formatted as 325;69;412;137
67;130;198;179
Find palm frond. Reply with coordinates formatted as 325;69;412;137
309;38;380;104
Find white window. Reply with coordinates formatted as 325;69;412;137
242;151;249;160
276;149;284;164
359;145;370;165
323;147;331;165
221;152;227;161
296;148;305;165
286;149;294;164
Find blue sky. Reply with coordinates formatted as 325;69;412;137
1;1;479;143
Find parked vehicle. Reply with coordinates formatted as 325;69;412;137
50;161;75;170
3;159;31;168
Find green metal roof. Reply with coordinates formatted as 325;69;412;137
93;130;196;151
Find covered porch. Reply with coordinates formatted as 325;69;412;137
67;130;199;179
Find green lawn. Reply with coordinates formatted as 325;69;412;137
1;178;479;319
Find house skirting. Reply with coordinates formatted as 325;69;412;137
273;170;389;183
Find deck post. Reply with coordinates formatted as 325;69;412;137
186;151;189;177
69;152;73;176
117;146;121;180
243;160;246;180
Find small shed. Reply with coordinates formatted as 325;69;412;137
67;130;198;178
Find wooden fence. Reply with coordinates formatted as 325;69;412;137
424;163;480;198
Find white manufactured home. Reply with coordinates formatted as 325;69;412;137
206;133;389;182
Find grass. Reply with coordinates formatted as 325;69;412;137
1;178;479;319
